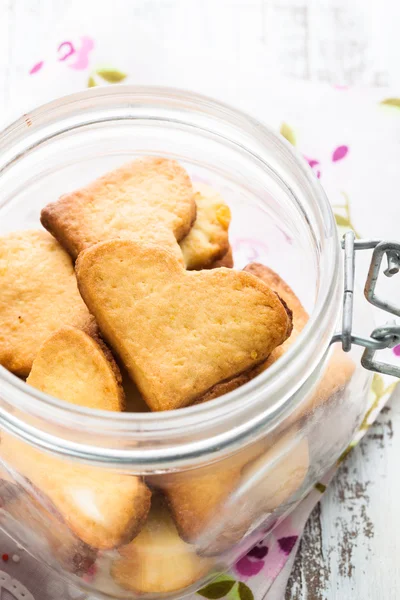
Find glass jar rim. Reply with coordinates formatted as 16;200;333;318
0;86;341;468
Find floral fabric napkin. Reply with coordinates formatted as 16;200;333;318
1;7;400;600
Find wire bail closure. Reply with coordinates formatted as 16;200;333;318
332;232;400;378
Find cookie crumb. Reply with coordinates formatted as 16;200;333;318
12;554;20;563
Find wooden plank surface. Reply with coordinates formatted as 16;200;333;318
0;1;399;598
287;384;400;599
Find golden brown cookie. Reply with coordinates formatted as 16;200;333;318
0;434;151;549
111;496;212;593
1;325;151;549
27;327;124;411
180;183;231;269
41;157;196;260
0;230;94;377
76;240;292;411
159;429;308;553
161;462;241;543
151;438;275;544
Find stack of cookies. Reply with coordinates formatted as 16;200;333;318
0;157;354;593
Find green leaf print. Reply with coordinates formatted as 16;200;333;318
315;482;327;493
87;75;96;88
198;580;236;599
337;440;358;464
334;214;351;228
237;582;254;600
381;98;400;109
371;374;385;397
332;192;361;239
96;68;127;83
280;122;296;146
357;377;398;434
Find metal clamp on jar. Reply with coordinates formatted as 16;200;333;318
333;231;400;377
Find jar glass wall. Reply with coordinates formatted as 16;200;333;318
0;88;372;598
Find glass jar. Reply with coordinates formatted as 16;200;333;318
0;87;373;599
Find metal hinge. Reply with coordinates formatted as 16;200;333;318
331;231;400;378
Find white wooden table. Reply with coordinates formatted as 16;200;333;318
1;1;399;598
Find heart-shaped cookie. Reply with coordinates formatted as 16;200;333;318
41;157;196;260
76;240;292;411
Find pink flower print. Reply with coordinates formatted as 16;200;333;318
305;157;321;179
277;535;298;555
260;517;300;580
304;144;349;179
67;36;94;70
332;145;349;162
248;544;269;559
29;61;44;74
235;543;268;578
58;41;75;62
30;36;94;75
232;238;269;263
261;536;298;580
393;345;400;357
